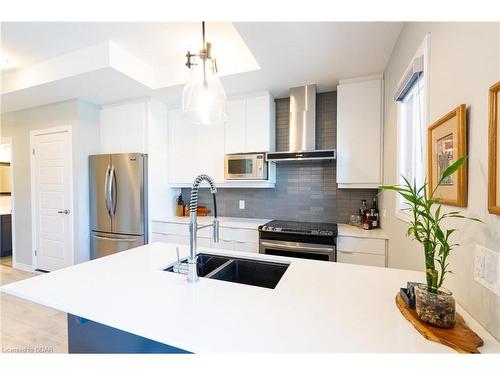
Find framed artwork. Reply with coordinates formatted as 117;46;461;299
0;162;12;195
488;81;500;215
427;104;467;207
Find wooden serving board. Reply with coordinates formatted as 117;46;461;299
395;293;483;353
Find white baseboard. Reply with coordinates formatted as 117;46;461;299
12;261;34;272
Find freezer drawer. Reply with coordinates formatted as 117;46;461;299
91;232;144;259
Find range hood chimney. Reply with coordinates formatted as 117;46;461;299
267;84;336;162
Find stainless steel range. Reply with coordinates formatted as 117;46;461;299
258;220;337;262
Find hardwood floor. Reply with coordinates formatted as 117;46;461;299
0;264;68;353
0;256;12;267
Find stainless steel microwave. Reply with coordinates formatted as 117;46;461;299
224;153;268;180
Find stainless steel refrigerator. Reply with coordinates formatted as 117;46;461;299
89;153;148;259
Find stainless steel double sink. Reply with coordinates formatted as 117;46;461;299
164;253;289;289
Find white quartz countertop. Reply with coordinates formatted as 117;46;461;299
338;223;389;240
153;216;270;230
2;243;499;353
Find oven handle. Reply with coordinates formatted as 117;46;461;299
260;241;334;254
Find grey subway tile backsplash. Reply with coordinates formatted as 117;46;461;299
181;91;378;223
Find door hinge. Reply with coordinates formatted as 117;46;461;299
32;148;35;155
34;250;37;256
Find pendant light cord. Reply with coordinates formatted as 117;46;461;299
202;21;206;49
201;21;207;87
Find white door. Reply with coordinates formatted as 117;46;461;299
32;130;73;271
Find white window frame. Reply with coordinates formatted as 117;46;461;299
395;34;431;223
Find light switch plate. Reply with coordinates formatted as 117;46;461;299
239;200;245;210
474;244;500;297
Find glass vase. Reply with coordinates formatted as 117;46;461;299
415;284;456;328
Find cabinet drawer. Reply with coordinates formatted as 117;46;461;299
337;250;385;267
234;240;258;253
151;222;188;235
151;221;212;238
336;236;386;255
211;238;235;251
151;232;211;248
219;227;258;242
151;233;189;245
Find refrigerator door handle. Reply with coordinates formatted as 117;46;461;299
104;164;112;217
91;234;138;242
110;165;117;217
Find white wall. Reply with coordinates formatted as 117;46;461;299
74;100;100;263
381;22;500;340
1;99;100;267
0;143;11;162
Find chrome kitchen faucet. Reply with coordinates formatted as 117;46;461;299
173;174;219;282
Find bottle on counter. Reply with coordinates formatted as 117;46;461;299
371;196;380;229
176;194;184;217
359;200;368;222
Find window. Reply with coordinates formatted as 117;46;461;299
395;35;429;222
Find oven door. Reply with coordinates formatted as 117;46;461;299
259;239;336;261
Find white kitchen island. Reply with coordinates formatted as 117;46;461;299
2;242;499;353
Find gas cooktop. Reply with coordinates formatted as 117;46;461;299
258;220;337;237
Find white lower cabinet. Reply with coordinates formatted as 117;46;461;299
151;221;259;254
337;251;385;267
233;240;258;253
336;236;387;267
151;232;211;248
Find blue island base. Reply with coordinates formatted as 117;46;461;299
67;314;191;354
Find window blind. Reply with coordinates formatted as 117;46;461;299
394;55;424;102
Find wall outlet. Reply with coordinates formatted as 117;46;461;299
239;200;245;210
474;244;500;297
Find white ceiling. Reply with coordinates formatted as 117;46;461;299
0;22;403;112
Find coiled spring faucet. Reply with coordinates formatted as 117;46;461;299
180;174;219;282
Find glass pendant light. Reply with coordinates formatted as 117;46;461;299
182;22;227;125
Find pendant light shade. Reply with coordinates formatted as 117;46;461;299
182;56;227;125
182;22;227;126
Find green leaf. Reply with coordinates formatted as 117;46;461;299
379;185;410;193
438;156;467;186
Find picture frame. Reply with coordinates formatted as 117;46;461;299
427;104;467;207
488;81;500;215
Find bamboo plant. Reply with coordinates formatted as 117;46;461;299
380;157;481;293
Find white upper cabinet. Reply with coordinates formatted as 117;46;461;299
122;102;146;153
100;99;179;232
224;92;275;154
100;101;147;154
167;108;195;184
99;105;123;153
245;94;275;152
168;108;225;184
336;76;383;188
224;99;246;154
168;91;276;188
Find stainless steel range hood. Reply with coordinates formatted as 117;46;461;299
267;84;336;162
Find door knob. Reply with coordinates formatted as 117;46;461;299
57;209;70;215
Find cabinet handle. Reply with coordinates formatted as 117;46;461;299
338;250;354;254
